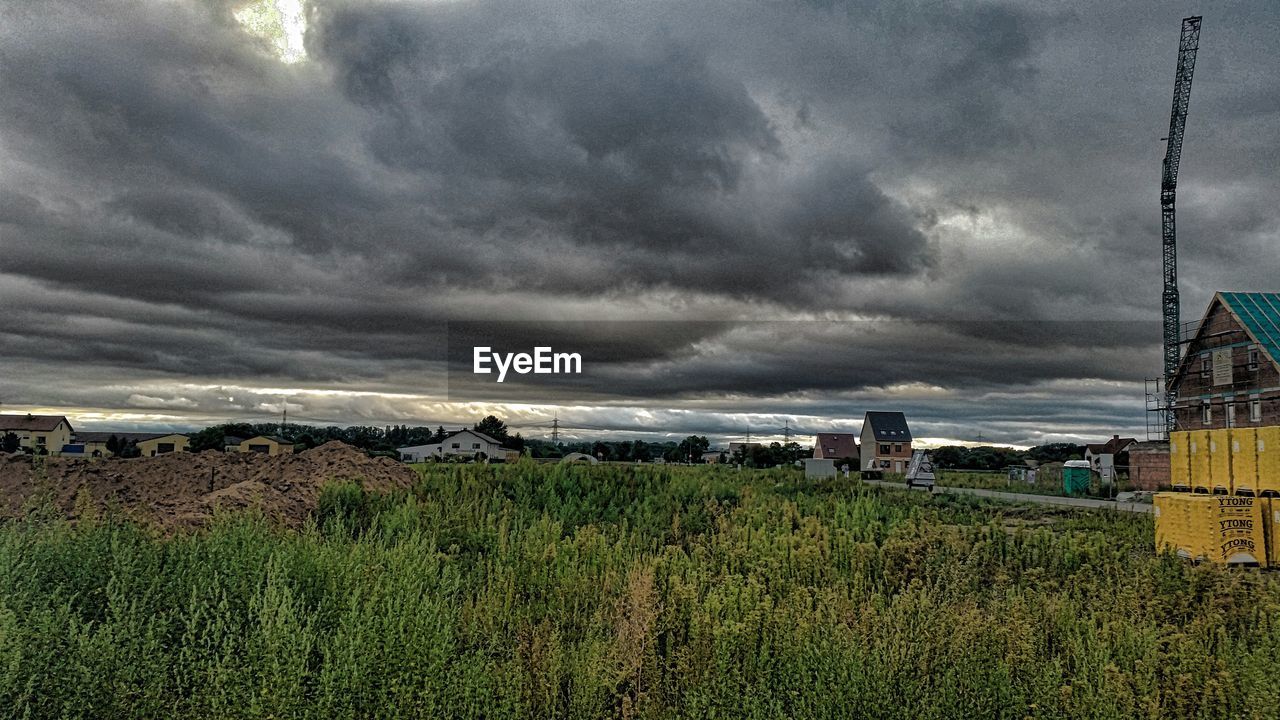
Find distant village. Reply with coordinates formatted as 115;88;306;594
1;408;1159;490
4;291;1275;496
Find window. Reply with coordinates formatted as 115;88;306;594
1252;398;1263;422
1226;402;1236;428
36;436;46;445
472;443;480;449
1202;402;1212;425
1200;352;1211;377
893;444;902;452
1248;348;1260;371
879;444;890;454
451;443;460;449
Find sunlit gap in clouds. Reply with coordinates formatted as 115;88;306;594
234;0;307;64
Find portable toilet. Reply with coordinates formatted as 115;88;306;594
1063;460;1092;496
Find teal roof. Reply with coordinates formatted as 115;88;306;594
1219;292;1280;369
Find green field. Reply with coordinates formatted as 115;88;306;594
1;463;1278;719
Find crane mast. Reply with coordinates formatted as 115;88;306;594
1161;16;1201;436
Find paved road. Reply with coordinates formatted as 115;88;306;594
865;480;1153;514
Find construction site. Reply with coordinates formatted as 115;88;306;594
1145;17;1280;567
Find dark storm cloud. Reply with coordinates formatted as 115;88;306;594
0;0;1277;443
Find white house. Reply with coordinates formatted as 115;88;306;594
1084;434;1137;485
399;429;509;462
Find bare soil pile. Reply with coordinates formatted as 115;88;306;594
0;441;418;530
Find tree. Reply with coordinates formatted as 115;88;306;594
1;432;18;453
106;435;120;455
189;423;255;452
677;435;710;463
474;415;509;442
1027;443;1084;464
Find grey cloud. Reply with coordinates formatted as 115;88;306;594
0;0;1276;444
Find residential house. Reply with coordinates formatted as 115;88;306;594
1169;292;1280;430
71;431;189;457
137;433;190;457
398;429;510;462
0;414;74;454
701;450;726;464
727;442;761;461
1084;435;1137;485
812;432;858;462
238;435;294;456
859;411;913;475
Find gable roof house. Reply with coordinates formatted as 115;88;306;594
238;435;294;456
1084;435;1138;464
1168;292;1280;431
859;411;913;475
71;431;189;457
398;429;513;462
0;414;74;454
1084;435;1138;484
812;432;858;461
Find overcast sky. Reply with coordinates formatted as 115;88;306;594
1;0;1276;447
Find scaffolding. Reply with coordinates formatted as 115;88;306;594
1145;376;1168;441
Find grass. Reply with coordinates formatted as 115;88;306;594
933;470;1150;498
0;461;1278;718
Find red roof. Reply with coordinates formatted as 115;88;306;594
1088;436;1137;455
814;433;858;459
0;414;71;432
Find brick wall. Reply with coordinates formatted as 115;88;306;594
1128;443;1171;490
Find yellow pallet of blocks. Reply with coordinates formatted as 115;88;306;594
1154;493;1204;561
1187;429;1212;493
1169;430;1192;490
1154;493;1267;566
1259;426;1280;496
1262;498;1280;566
1231;427;1259;495
1208;428;1233;493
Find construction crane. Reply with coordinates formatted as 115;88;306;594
1160;15;1202;436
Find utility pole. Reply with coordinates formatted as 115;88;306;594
783;420;792;445
551;415;560;445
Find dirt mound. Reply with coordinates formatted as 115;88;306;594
0;441;418;530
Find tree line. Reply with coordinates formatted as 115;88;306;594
929;442;1084;471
